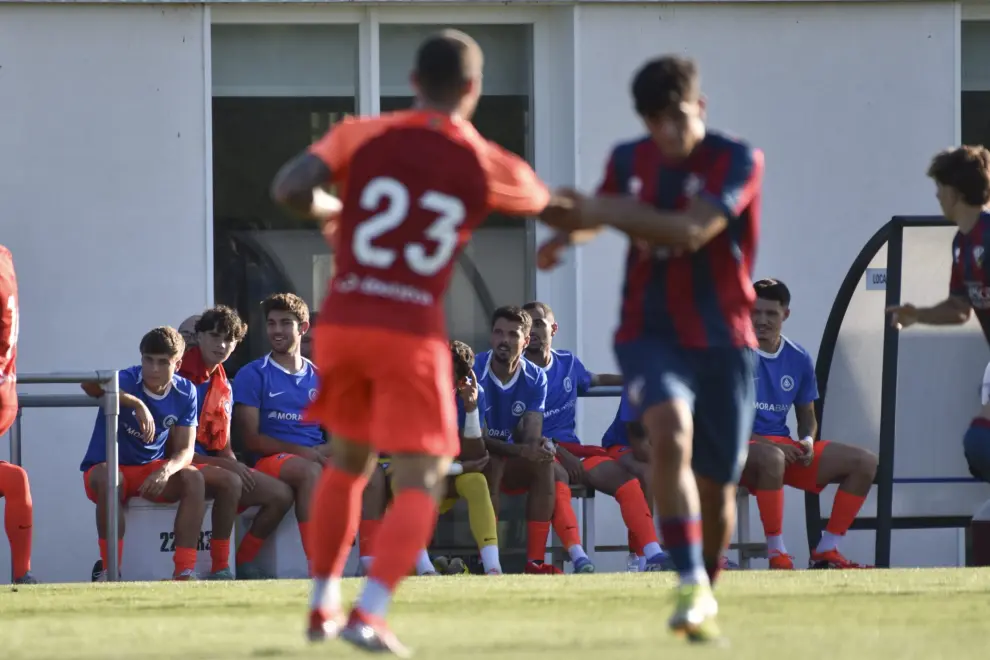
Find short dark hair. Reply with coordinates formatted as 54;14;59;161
927;146;990;207
262;293;310;325
522;301;554;322
195;305;248;343
139;326;185;358
631;55;700;119
754;279;791;307
450;340;474;382
490;305;532;334
415;29;484;105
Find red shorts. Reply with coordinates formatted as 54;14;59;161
0;406;16;437
555;442;611;471
83;459;170;504
307;324;458;457
746;436;830;494
253;453;298;480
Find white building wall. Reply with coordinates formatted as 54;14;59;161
574;1;960;570
0;4;209;582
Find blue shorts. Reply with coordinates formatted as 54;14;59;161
964;419;990;483
614;338;755;484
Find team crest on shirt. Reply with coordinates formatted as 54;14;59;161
511;401;526;416
779;375;794;392
162;415;178;429
684;175;704;197
563;377;573;393
974;246;985;268
309;388;318;402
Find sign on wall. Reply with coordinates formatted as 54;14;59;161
865;267;887;291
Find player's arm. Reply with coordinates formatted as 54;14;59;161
164;424;196;473
271;120;357;222
515;411;544;446
794;402;818;442
81;382;146;411
890;249;972;327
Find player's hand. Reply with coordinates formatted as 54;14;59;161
886;303;919;330
457;370;480;411
544;188;600;232
797;439;815;467
299;447;329;467
135;402;156;444
536;234;570;271
225;459;257;492
139;467;170;499
521;443;555;463
459;452;490;474
779;443;803;465
555;444;584;483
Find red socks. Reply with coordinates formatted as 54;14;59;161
526;521;550;563
754;489;784;537
309;466;368;578
236;532;265;566
211;539;231;573
826;491;867;536
614;481;657;552
628;529;642;555
551;482;582;549
173;547;197;576
98;538;124;574
366;489;439;591
359;519;381;558
0;463;32;580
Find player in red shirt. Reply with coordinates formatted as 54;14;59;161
0;246;36;585
271;30;576;654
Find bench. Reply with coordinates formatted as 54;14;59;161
119;498;232;581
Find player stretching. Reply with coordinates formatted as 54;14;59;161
0;246;36;585
476;306;569;574
233;293;327;567
889;146;990;484
522;301;669;571
744;279;877;569
543;56;764;641
179;306;293;579
271;30;574;653
81;327;207;581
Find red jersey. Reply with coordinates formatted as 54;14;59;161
0;245;19;411
308;110;550;339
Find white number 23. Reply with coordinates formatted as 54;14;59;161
353;177;465;276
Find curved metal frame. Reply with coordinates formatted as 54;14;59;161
806;215;954;567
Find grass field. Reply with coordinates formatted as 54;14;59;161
2;569;989;659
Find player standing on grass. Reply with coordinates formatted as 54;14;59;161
271;30;578;654
540;55;764;642
0;246;36;585
889;146;990;484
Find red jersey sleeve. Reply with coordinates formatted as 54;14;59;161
950;238;967;298
308;115;398;184
700;145;764;219
483;144;551;217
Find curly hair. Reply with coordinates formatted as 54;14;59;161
927;146;990;207
261;293;310;325
450;340;475;383
195;305;248;343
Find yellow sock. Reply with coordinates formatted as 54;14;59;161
455;473;498;549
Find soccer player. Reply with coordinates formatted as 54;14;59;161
475;306;563;575
179;306;293;580
522;301;669;571
541;56;764;641
0;245;36;585
232;293;326;566
889;146;990;484
81;326;207;581
270;30;577;653
743;279;877;569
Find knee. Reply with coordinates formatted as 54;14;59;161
216;470;244;501
750;445;786;481
643;405;692;464
0;463;29;496
302;462;323;488
272;481;294;511
177;467;206;497
853;448;879;479
455;472;488;500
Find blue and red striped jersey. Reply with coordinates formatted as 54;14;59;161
600;132;763;349
950;211;990;344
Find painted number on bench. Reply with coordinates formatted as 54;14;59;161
159;530;212;552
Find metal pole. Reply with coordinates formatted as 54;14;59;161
16;372;107;385
9;410;22;467
102;370;120;582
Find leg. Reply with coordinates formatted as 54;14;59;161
358;465;388;573
484;455;505;516
158;466;207;579
803;441;877;566
199;465;243;578
85;464;126;578
452;473;501;574
740;443;790;568
584;457;664;565
276;455;324;562
502;457;557;573
0;462;33;582
236;469;294;575
550;462;592;571
617;450;653;506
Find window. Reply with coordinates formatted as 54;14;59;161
962;22;990;146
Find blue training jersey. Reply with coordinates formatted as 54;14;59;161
80;365;198;470
538;349;592;444
602;132;764;350
474;350;547;443
455;383;488;432
232;353;324;449
601;391;637;449
752;337;818;438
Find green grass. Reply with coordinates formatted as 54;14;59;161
2;570;989;659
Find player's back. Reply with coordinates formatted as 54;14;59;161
607;131;763;349
316;110;525;339
0;245;18;412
